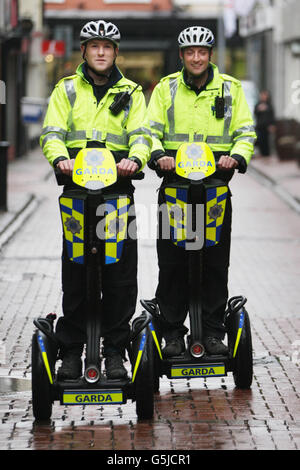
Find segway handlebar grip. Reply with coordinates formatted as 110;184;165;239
130;171;145;180
54;167;71;186
226;296;247;315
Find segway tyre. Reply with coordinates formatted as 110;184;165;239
232;309;253;389
31;332;53;421
153;342;161;393
134;326;154;420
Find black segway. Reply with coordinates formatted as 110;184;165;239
141;142;253;390
31;148;158;421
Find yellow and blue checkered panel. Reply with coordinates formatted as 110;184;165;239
59;196;85;264
104;197;130;264
205;186;228;247
165;187;188;248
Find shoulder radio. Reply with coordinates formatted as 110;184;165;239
109;83;139;115
215;83;225;119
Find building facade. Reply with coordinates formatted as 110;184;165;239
42;0;237;93
239;0;300;123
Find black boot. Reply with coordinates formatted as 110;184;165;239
105;353;128;380
57;345;83;380
162;337;185;358
204;337;228;355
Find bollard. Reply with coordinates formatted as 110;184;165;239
0;141;9;212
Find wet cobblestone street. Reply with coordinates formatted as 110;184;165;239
0;149;300;452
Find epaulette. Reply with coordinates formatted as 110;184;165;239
220;73;241;86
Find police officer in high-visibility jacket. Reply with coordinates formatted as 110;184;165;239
147;26;256;357
40;20;151;380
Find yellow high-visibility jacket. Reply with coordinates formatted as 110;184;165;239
147;63;256;171
40;63;151;169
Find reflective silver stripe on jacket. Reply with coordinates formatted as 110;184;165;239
64;78;76;107
64;129;127;146
122;97;132;126
106;131;128;146
233;125;256;145
41;126;66;148
64;78;76;132
128;127;152;138
42;126;67;137
234;136;256;144
41;133;65;149
130;136;151;148
164;78;190;142
167;77;178;137
150;120;164;133
163;132;189;142
206;135;233;144
66;130;89;141
223;81;233;139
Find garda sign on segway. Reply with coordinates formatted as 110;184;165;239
171;363;226;379
62;389;124;405
73;148;117;189
175;142;216;180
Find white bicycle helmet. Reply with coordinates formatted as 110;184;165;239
178;26;215;49
80;20;121;47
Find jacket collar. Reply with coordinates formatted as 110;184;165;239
180;62;221;91
76;62;127;89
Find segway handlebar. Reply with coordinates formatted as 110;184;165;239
54;166;144;186
152;152;237;174
130;310;153;342
33;315;60;344
225;296;247;315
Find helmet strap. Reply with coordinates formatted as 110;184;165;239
82;44;86;60
183;61;210;89
86;63;112;82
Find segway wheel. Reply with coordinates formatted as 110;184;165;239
134;326;154;420
31;333;53;421
153;343;161;394
232;310;253;389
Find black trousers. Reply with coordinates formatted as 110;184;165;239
155;191;232;342
55;207;138;356
256;127;271;156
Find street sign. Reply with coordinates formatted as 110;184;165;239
41;40;65;57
